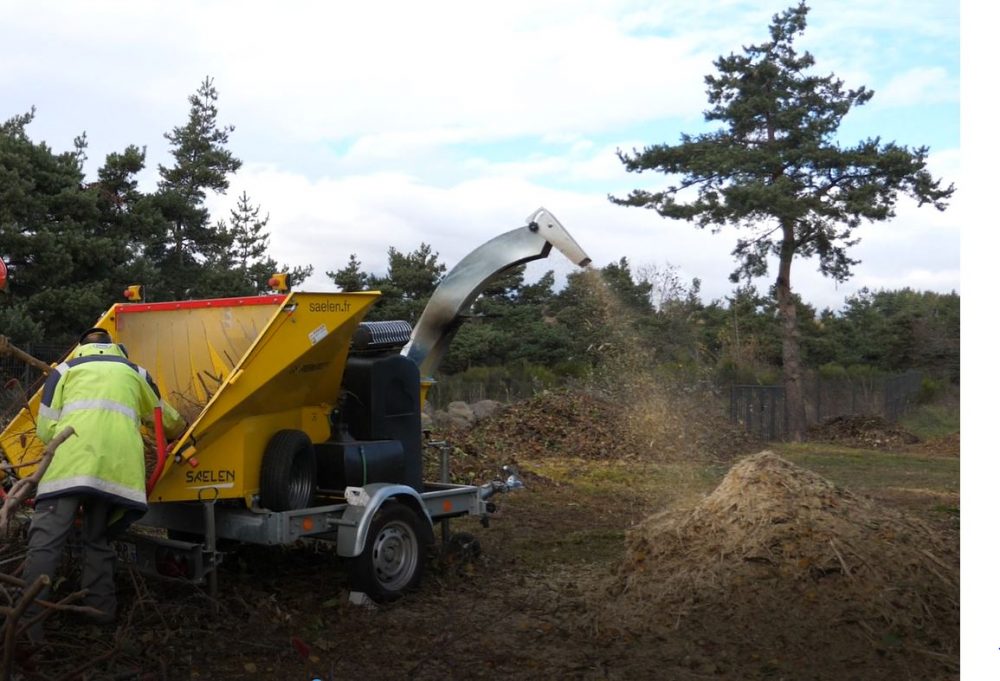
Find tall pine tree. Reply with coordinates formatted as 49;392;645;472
153;77;242;299
611;3;953;438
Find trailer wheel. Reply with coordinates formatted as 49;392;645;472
259;429;316;511
348;502;432;602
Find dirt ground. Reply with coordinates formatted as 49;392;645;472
1;395;959;681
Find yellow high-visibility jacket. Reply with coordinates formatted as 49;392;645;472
36;343;185;519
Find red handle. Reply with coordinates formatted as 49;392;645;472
146;406;168;496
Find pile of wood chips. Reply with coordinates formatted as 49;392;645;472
436;388;758;481
593;451;959;680
807;414;920;450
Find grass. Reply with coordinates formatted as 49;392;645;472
483;441;961;570
899;400;960;440
771;442;959;495
529;457;728;509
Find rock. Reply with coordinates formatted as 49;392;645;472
434;411;468;430
471;399;502;422
446;401;475;428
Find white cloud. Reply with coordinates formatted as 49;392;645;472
878;67;956;107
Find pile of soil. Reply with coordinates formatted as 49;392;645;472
594;451;959;680
433;388;758;483
807;415;920;450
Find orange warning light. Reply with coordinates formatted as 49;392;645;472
267;273;289;292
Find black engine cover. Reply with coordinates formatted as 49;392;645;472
338;353;423;490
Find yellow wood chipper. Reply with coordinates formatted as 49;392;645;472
0;208;590;601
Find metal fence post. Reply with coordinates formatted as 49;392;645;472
769;388;776;441
815;374;822;424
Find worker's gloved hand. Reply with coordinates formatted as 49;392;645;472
166;428;186;453
166;421;189;448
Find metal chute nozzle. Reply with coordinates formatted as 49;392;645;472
525;208;592;267
404;208;591;380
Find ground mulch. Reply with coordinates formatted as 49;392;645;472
807;415;921;450
432;388;759;485
588;451;959;680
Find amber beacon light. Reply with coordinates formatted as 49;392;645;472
268;273;289;292
123;284;143;302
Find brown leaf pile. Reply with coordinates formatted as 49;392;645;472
591;451;959;679
807;414;920;449
433;388;759;484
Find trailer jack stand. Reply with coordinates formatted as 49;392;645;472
199;489;220;603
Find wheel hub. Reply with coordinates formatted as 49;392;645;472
372;521;418;589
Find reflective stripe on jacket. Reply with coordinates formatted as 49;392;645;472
35;343;185;511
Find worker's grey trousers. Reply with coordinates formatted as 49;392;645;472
21;494;117;642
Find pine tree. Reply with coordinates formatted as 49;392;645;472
228;190;269;271
328;254;369;292
368;243;447;323
223;190;281;294
611;3;953;438
0;109;120;343
153;77;242;299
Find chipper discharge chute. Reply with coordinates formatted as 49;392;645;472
0;207;591;601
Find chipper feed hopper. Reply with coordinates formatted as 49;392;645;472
0;208;589;601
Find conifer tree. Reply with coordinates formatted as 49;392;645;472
368;243;446;323
611;3;953;438
328;254;370;292
0;109;122;342
153;77;242;299
228;190;269;271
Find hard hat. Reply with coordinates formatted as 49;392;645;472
79;327;113;345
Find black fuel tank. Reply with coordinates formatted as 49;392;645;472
315;439;406;489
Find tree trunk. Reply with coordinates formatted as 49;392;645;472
776;224;808;441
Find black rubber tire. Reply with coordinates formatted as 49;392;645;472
259;429;317;511
347;502;432;602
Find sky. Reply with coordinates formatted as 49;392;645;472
0;0;960;314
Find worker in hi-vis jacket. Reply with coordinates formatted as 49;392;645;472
23;327;185;643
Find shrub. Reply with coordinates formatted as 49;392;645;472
917;377;943;404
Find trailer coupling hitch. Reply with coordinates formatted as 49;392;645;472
479;465;525;503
